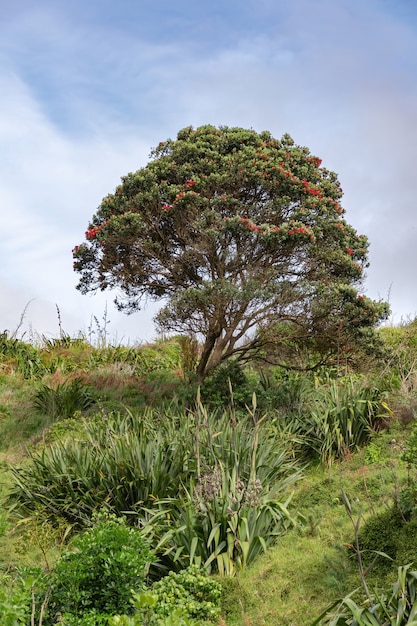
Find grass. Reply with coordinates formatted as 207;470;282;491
0;334;415;624
219;431;409;625
2;426;406;624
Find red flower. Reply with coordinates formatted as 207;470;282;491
86;226;99;240
346;247;354;256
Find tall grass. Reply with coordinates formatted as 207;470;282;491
7;402;302;574
33;378;95;420
283;375;393;465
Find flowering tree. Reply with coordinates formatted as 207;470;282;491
73;125;388;381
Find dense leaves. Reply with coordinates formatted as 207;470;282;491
46;513;152;623
73;125;388;380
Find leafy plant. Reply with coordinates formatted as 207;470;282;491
143;399;302;575
0;331;45;379
109;566;221;625
150;565;221;621
294;375;392;465
8;402;302;577
45;512;152;623
316;564;417;625
33;378;95;420
0;574;32;626
0;569;49;626
166;476;296;575
110;591;195;625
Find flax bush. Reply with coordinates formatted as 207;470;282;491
288;374;392;465
316;564;417;625
8;402;302;575
33;377;95;420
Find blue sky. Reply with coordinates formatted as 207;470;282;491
1;0;417;343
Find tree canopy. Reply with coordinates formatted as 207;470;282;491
73;125;388;381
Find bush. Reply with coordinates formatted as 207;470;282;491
8;404;302;576
151;565;222;621
354;504;417;577
0;575;31;626
316;564;417;625
199;360;253;409
7;409;195;525
290;374;392;465
33;377;95;420
110;566;222;625
0;568;48;626
358;506;404;573
0;332;45;378
45;512;152;623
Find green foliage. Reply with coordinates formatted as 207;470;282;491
358;507;408;574
146;565;221;622
45;512;152;623
7;404;302;575
394;422;417;516
73;125;388;381
255;367;317;415
317;564;417;625
0;331;45;379
289;375;392;465
0;568;49;626
199;360;252;409
7;409;196;525
109;567;221;625
110;591;195;625
166;479;296;576
33;377;96;420
58;609;112;625
0;574;32;625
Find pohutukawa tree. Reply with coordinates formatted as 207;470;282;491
73;125;388;382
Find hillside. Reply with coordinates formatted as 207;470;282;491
0;328;416;625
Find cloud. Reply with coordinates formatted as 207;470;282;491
1;0;417;343
0;69;159;341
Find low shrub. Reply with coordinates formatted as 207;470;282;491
33;377;95;420
110;566;222;625
44;512;152;624
291;374;392;465
358;506;405;573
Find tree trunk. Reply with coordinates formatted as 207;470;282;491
196;330;221;384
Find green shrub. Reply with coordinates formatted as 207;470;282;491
110;566;221;625
8;409;195;525
199;360;253;409
163;469;297;575
0;332;45;379
33;377;95;420
45;512;152;623
356;505;417;581
292;375;392;465
358;506;404;573
0;568;48;626
151;565;221;621
255;368;316;415
58;609;113;625
8;404;302;576
0;575;31;626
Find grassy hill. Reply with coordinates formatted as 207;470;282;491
0;329;416;625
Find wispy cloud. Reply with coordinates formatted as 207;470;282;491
1;0;417;340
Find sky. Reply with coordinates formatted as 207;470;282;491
1;0;417;344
